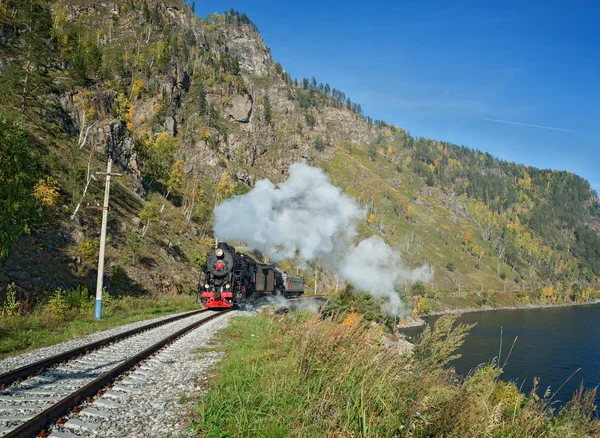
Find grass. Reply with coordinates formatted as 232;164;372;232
190;310;600;437
0;294;198;359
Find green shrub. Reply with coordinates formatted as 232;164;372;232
45;288;69;317
78;237;98;262
411;280;426;294
64;285;91;312
1;283;21;317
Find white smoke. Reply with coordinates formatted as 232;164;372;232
214;163;432;314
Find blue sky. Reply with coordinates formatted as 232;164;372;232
196;1;600;193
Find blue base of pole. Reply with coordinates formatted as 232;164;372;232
95;299;102;319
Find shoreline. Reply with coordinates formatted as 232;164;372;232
399;298;600;328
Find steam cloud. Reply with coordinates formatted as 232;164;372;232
214;163;432;314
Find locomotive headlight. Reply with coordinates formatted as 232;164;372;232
204;284;209;289
216;248;224;258
225;284;230;289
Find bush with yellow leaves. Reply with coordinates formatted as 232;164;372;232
33;177;60;208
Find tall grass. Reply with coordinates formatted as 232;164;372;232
191;311;600;437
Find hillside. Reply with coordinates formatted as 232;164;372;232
1;0;599;310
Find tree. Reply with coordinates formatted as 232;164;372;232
139;198;161;236
147;132;178;182
142;0;150;21
125;233;142;264
151;5;161;26
0;0;57;111
411;281;425;294
166;160;184;198
263;95;273;125
0;114;40;259
314;136;325;152
216;172;236;204
183;29;196;46
69;45;88;86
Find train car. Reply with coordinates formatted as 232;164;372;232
199;242;304;308
281;272;304;298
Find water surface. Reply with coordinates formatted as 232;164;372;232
402;304;600;406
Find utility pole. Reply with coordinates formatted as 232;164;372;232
314;265;317;295
91;157;121;319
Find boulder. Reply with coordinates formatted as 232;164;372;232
225;94;253;123
164;116;177;137
132;217;143;228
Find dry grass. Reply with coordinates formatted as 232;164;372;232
191;311;600;437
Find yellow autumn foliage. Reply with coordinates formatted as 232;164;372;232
343;310;360;326
126;104;135;131
33;177;60;208
200;126;211;140
167;160;185;194
216;172;235;201
131;79;146;99
541;286;555;303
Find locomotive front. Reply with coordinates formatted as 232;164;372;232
199;242;257;308
200;243;237;308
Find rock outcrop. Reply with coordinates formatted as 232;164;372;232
225;94;253;122
222;25;271;77
104;120;140;179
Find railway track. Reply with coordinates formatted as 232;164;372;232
0;309;231;437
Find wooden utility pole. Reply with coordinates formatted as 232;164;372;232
314;265;317;295
92;157;121;319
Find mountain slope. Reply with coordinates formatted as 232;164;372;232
1;0;599;306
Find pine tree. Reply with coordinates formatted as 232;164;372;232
314;136;324;152
151;5;161;26
0;114;40;259
0;0;57;112
69;45;88;86
197;83;208;115
142;0;150;21
264;95;273;125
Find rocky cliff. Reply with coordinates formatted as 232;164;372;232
1;0;599;304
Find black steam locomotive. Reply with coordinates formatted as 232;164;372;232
199;242;304;308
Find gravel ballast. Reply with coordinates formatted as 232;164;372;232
47;311;237;438
0;310;201;375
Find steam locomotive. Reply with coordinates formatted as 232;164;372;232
199;242;304;309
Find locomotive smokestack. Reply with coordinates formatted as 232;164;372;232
214;163;431;314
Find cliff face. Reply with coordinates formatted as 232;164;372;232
1;0;599;300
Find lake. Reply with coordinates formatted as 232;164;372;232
401;304;600;407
